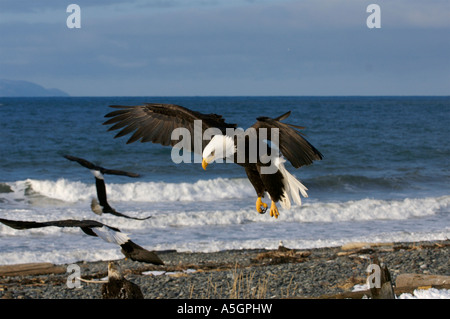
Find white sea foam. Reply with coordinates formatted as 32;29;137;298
1;178;449;266
397;288;450;299
122;195;450;229
7;177;255;203
282;196;449;223
5;178;449;225
0;228;448;265
352;284;450;299
0;248;123;265
146;230;450;254
1;187;448;231
2;195;446;235
8;179;95;203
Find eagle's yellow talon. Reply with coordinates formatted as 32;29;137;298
269;201;279;219
256;197;268;214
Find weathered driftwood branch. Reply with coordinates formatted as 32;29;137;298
368;257;395;299
0;263;66;277
312;283;450;299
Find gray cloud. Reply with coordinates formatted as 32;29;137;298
0;0;449;95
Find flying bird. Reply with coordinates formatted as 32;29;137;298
102;261;144;299
0;218;164;265
103;103;322;219
64;155;151;220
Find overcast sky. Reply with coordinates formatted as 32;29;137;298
0;0;449;96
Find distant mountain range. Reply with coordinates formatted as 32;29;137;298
0;79;69;97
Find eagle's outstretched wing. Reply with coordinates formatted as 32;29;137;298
251;111;323;168
0;218;163;265
64;154;140;178
64;155;151;220
103;103;236;153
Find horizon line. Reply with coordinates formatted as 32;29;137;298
1;94;449;98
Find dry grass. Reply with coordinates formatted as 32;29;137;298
188;265;275;299
280;275;299;298
227;267;270;299
187;264;302;299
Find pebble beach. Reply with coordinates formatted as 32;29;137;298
1;240;448;299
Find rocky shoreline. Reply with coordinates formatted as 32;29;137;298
1;240;449;299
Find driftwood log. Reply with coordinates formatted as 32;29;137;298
0;263;66;277
368;257;395;299
311;283;450;299
396;273;450;288
312;273;450;299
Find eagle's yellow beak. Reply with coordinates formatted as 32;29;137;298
202;158;208;170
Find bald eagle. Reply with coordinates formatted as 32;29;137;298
103;103;322;218
102;261;144;299
0;218;164;265
63;154;151;220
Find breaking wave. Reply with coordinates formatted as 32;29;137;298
2;178;448;229
4;177;256;204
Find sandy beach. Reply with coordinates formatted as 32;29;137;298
1;240;448;299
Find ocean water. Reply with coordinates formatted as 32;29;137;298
0;96;449;265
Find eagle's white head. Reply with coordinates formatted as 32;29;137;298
202;135;236;170
108;261;123;280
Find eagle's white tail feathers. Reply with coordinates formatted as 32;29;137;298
274;157;308;209
92;226;130;245
90;198;103;215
